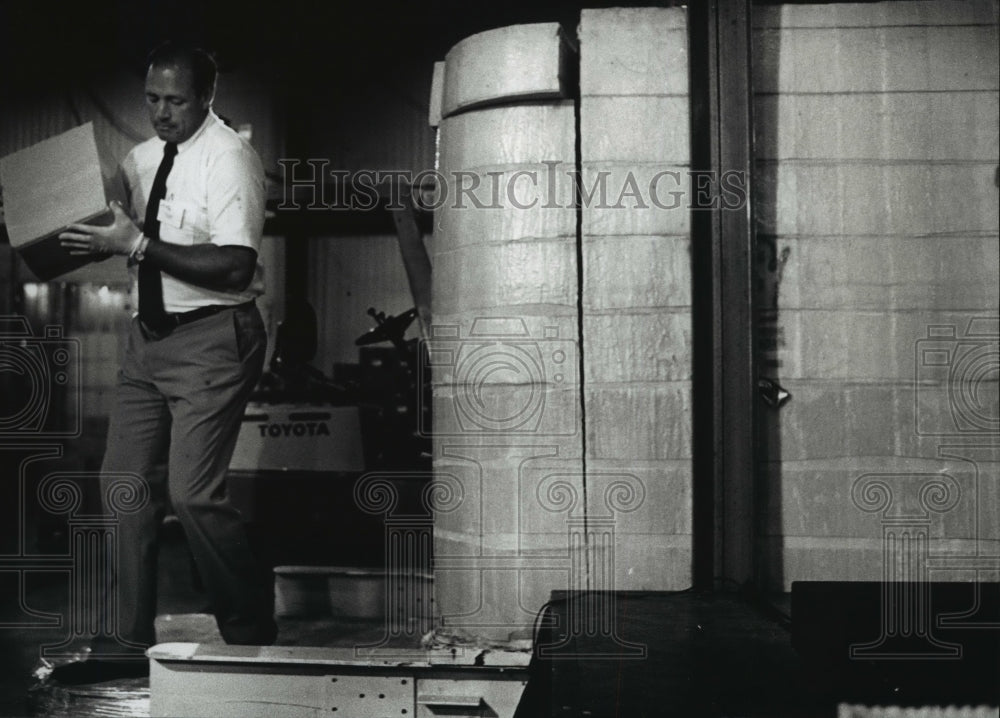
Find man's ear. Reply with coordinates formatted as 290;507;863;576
200;82;216;110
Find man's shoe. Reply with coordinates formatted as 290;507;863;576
49;658;150;685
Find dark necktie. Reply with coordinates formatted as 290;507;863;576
139;141;178;334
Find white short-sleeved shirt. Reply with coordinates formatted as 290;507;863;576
121;110;266;312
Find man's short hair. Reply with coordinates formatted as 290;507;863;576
147;41;217;99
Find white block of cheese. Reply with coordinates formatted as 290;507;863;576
442;23;574;118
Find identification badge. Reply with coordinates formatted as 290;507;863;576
157;200;185;228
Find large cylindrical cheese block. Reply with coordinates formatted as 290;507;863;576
431;95;582;641
578;6;693;592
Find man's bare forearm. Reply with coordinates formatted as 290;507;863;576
143;241;256;292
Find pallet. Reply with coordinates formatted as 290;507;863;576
148;642;529;717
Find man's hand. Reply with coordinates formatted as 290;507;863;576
59;201;140;257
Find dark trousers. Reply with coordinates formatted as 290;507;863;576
93;301;275;654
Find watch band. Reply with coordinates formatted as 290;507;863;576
132;235;151;262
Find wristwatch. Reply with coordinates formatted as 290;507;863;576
132;235;151;262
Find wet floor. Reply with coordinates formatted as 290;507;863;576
1;527;402;718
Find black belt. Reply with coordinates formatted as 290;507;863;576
168;299;254;328
141;300;254;339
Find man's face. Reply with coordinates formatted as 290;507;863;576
144;63;210;144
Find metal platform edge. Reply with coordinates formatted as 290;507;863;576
147;642;532;718
147;641;531;669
